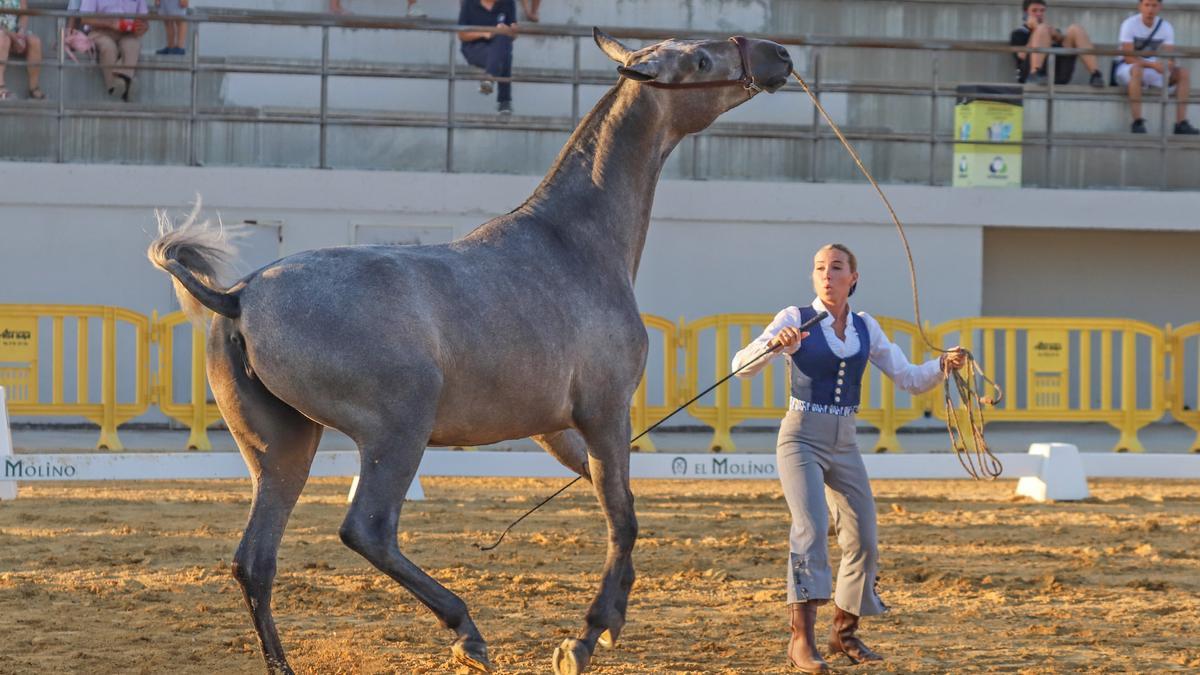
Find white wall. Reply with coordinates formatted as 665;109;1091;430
4;161;1200;325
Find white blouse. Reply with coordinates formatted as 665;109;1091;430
731;298;945;395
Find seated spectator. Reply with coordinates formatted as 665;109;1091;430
1010;0;1104;87
458;0;517;116
0;0;45;100
80;0;148;102
520;0;540;22
155;0;187;56
1116;0;1198;134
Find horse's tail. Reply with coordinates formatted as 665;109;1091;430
147;199;242;324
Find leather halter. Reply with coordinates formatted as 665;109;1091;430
639;36;762;92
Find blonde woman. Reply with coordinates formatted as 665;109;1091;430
732;243;965;672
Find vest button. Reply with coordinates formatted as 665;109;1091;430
834;396;841;403
839;361;846;367
835;387;842;394
838;369;845;376
837;378;843;385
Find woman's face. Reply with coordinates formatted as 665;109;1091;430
812;248;858;307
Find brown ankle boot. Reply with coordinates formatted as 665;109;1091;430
828;606;884;663
787;602;830;673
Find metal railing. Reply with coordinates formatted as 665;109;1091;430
3;8;1200;188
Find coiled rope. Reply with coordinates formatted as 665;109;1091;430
790;69;1004;480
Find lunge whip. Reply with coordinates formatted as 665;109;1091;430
789;69;1004;480
475;310;829;551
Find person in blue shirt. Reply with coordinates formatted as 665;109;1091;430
733;243;966;673
458;0;518;115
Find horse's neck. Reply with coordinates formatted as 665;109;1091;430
522;82;681;280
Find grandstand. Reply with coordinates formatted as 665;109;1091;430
2;0;1200;186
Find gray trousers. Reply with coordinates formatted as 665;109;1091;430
777;409;887;616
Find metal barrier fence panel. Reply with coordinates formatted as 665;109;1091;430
1167;321;1200;453
930;317;1165;452
154;311;222;451
629;315;679;452
682;313;925;452
0;304;150;449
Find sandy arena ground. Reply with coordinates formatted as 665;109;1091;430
1;476;1198;674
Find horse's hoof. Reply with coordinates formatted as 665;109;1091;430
451;637;493;673
552;637;592;675
597;629;615;649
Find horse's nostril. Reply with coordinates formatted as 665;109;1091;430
776;45;791;61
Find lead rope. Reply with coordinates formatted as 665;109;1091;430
790;69;1004;480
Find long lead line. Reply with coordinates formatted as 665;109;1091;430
790;69;1004;479
476;310;830;551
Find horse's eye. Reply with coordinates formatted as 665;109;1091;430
698;55;711;72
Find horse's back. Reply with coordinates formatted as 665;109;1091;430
222;240;639;442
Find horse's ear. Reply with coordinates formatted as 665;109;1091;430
593;27;632;64
618;59;661;82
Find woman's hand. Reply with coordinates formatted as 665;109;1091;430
940;347;968;372
768;327;808;350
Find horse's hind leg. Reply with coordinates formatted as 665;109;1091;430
339;412;491;673
208;321;323;675
553;410;637;675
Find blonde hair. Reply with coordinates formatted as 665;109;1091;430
817;243;857;272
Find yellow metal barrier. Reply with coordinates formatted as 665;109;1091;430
629;314;680;452
931;317;1165;453
0;304;1179;454
155;311;681;453
1167;322;1200;453
0;304;151;449
682;313;926;452
154;311;222;450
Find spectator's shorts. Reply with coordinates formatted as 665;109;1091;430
1115;61;1174;91
158;0;187;17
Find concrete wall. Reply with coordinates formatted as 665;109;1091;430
5;161;1199;319
983;227;1200;325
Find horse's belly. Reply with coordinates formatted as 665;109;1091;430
427;391;574;447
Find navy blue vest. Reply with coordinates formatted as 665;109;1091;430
789;306;871;407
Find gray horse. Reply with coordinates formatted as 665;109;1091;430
148;28;792;675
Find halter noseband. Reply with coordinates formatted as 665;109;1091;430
640;36;762;92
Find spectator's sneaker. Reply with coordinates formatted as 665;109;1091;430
1027;71;1048;86
498;100;512;116
406;3;426;17
1089;71;1104;88
478;79;494;95
171;47;186;56
156;46;172;55
1131;118;1148;134
107;76;128;101
1174;120;1200;135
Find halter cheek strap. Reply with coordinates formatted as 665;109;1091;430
640;36;762;92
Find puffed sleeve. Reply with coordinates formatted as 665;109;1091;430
862;312;944;394
731;306;804;378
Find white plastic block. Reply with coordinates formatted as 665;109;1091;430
345;474;424;503
1015;442;1089;502
0;387;17;500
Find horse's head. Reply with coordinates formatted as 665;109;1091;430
594;28;793;133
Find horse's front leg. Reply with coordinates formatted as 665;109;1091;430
552;411;637;675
